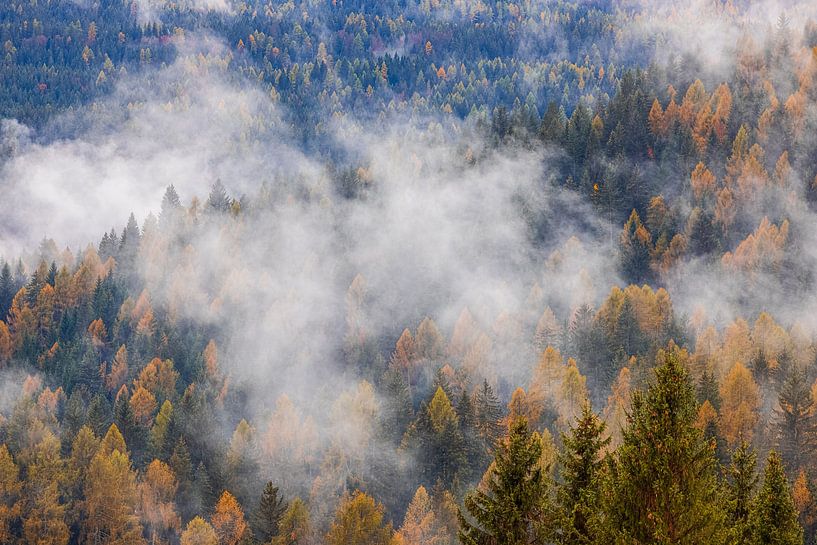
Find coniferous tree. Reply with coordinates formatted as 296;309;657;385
457;388;483;484
458;417;554;545
252;482;287;544
380;367;413;445
776;365;816;474
603;349;727;544
475;380;503;456
207;180;231;214
557;402;609;544
726;441;757;543
748;450;803;545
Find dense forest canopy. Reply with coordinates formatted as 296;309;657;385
3;0;817;544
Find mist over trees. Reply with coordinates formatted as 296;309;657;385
3;0;817;544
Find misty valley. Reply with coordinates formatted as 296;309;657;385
3;0;817;544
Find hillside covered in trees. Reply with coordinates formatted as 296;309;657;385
3;0;817;544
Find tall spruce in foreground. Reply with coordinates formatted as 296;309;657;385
556;402;609;544
748;450;803;545
603;349;726;544
458;417;553;545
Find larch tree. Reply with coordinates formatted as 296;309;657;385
271;497;312;545
21;433;69;545
83;424;145;545
138;459;181;545
0;444;22;544
719;362;761;447
325;491;395;545
397;485;457;545
211;491;248;545
181;517;219;545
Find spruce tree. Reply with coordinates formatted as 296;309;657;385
252;482;287;543
380;367;413;445
475;379;503;455
726;441;757;543
457;388;483;484
776;365;816;474
748;451;803;545
603;349;726;544
458;417;553;545
557;402;609;544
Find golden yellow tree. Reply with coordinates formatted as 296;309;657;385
181;517;219;545
83;425;145;545
0;444;22;543
139;459;181;544
211;491;248;545
325;491;395;545
719;362;761;446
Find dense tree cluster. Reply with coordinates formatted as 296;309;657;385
3;2;817;545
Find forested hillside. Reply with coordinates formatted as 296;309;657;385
2;0;817;544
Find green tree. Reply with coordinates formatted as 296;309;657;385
458;417;553;545
557;402;609;544
748;450;803;545
776;365;816;474
603;349;726;544
726;441;757;543
252;481;287;544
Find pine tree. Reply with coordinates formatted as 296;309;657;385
603;349;727;544
748;451;803;545
557;402;609;544
458;417;553;545
252;482;287;543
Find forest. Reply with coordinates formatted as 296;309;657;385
3;0;817;544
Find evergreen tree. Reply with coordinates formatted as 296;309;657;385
115;389;147;466
475;380;503;456
557;402;609;544
776;365;816;474
85;394;113;438
252;482;287;544
457;389;483;483
748;451;803;545
380;367;413;445
458;417;553;545
207;180;231;213
603;350;727;544
0;261;14;319
726;441;757;543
